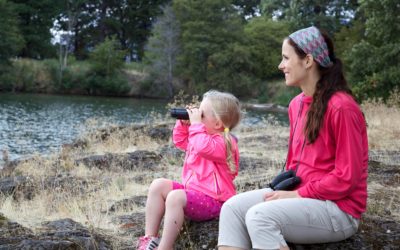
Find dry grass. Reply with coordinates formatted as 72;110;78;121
0;102;399;241
362;100;400;151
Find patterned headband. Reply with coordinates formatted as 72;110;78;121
289;26;332;67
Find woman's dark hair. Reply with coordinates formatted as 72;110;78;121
288;29;354;144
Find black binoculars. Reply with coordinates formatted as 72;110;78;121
170;108;189;120
268;170;301;191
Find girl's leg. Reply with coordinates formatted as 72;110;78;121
218;188;271;250
245;198;359;250
145;178;173;236
158;189;187;250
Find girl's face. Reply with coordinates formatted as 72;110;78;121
278;39;308;87
199;98;222;134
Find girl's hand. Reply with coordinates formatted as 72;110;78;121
180;120;191;125
264;190;301;201
187;107;202;124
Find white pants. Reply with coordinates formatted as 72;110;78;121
218;188;359;250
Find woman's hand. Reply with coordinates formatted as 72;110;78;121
264;190;301;201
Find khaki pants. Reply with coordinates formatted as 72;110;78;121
218;188;359;250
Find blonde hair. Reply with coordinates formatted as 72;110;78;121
203;90;241;173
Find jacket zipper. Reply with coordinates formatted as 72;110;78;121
213;172;221;195
184;170;193;189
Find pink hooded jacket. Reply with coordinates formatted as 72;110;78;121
172;121;239;202
288;92;368;219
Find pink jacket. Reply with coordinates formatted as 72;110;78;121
172;121;239;202
288;92;368;219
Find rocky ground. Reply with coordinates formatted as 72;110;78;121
0;122;399;249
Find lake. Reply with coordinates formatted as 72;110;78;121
0;93;288;163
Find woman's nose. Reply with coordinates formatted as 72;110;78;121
278;61;284;70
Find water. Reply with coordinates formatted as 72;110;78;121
0;93;288;162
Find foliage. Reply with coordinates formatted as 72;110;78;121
0;0;24;66
55;0;170;61
244;18;290;80
0;58;129;96
261;0;359;35
144;3;180;98
10;0;62;59
0;59;52;92
333;19;365;64
44;58;92;92
0;0;398;103
346;0;400;101
89;37;125;77
83;73;130;95
173;0;252;96
231;0;261;20
85;38;129;95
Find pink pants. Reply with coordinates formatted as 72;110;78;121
172;181;223;222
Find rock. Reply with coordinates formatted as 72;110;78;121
0;176;35;200
0;216;112;250
75;123;172;144
147;126;172;141
242;103;288;113
112;212;146;237
75;150;162;170
0;174;105;201
107;196;147;213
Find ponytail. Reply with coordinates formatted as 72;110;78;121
223;129;236;173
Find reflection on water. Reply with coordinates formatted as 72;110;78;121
0;93;288;162
0;93;168;161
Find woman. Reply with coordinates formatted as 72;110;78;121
217;26;368;250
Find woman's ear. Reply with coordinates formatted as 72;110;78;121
304;54;314;69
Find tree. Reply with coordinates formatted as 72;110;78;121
110;0;171;61
244;18;290;80
89;36;125;76
144;4;180;98
10;0;62;59
232;0;261;20
85;36;129;95
261;0;359;35
55;0;170;61
0;0;24;66
173;0;248;95
346;0;400;101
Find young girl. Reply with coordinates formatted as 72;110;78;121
137;90;242;250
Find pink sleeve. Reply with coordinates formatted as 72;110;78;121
172;120;190;151
298;108;365;200
188;123;228;163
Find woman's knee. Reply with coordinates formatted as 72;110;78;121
245;203;278;229
223;192;245;208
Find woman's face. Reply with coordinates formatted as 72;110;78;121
278;39;308;87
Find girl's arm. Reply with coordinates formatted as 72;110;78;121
188;123;231;163
172;120;190;151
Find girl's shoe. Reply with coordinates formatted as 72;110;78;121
136;235;160;250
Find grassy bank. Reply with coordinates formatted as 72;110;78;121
0;100;399;247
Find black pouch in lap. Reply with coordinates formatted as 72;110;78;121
267;170;301;191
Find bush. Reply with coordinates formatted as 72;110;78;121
0;59;52;92
84;72;129;95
